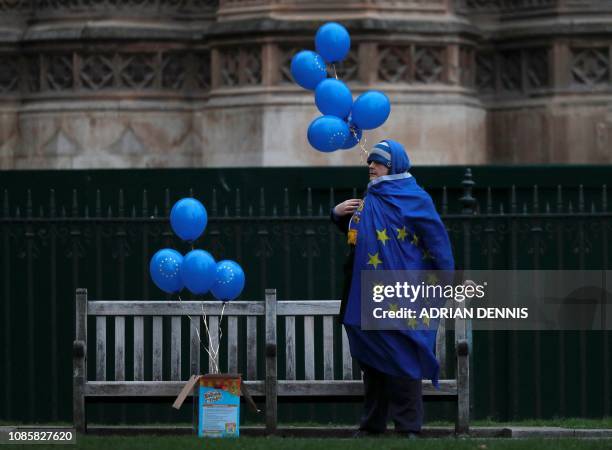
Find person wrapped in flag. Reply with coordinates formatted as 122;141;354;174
331;139;454;437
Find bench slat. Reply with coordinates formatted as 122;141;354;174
114;316;125;381
133;316;144;381
87;300;341;316
227;316;238;374
152;317;163;381
275;380;457;397
96;317;106;381
84;380;265;397
208;316;219;374
278;301;340;316
190;317;200;376
285;316;296;380
88;301;264;316
323;316;333;380
83;379;457;398
171;317;181;380
304;316;314;380
246;316;257;379
341;326;352;380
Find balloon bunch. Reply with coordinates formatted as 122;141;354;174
149;197;245;302
290;22;391;153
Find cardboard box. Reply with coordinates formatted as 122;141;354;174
173;373;258;438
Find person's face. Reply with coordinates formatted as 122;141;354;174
368;160;390;180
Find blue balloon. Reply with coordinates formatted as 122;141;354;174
181;249;216;295
211;260;245;301
351;90;391;130
290;50;327;90
315;22;351;63
170;198;207;242
341;122;362;149
315;79;353;119
307;115;350;152
150;248;184;294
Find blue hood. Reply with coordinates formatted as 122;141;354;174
382;139;411;174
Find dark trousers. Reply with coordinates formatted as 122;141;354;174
359;363;424;433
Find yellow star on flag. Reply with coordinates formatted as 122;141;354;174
406;317;418;329
367;252;382;269
397;226;408;241
389;303;398;312
411;233;419;246
376;229;390;246
421;315;431;327
426;273;439;285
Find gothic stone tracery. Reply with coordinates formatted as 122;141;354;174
1;0;612;168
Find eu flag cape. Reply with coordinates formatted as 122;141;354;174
343;140;454;385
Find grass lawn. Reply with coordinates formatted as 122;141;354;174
2;419;611;449
6;436;612;450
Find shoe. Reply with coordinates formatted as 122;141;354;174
353;429;383;438
397;430;420;439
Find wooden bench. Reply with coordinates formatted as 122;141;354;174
73;288;471;434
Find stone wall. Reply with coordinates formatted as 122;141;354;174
0;0;611;169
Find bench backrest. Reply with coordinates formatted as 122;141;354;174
77;288;462;383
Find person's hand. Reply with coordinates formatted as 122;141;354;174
334;199;361;217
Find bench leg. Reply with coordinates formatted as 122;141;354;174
73;341;86;433
265;373;277;434
455;341;470;435
74;289;88;433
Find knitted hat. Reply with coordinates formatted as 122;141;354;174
367;141;392;169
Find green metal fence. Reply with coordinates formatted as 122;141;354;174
0;165;611;424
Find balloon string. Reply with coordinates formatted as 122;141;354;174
201;302;220;374
176;297;228;375
332;59;366;163
211;302;227;372
178;294;200;344
178;294;214;374
201;305;219;374
358;132;369;165
348;125;369;165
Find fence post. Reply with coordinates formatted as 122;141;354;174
73;288;87;433
265;288;278;434
457;168;475;435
